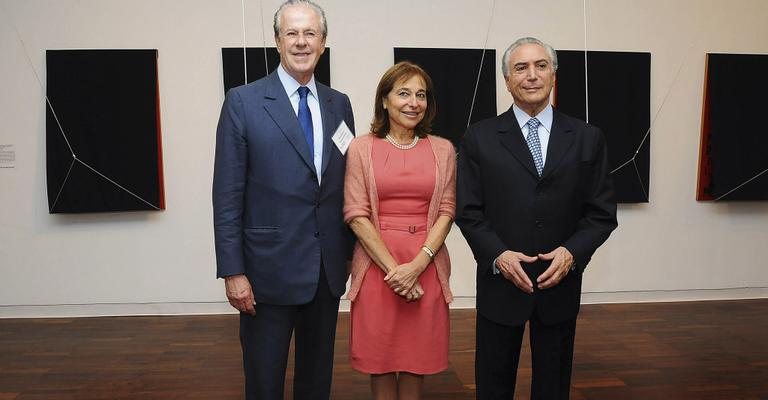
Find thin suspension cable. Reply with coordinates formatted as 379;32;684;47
637;45;690;157
610;45;691;175
2;2;161;210
610;158;634;175
240;0;249;84
467;0;497;129
1;3;75;157
49;158;76;212
714;167;768;201
259;0;269;76
632;159;649;200
582;0;589;123
76;158;160;210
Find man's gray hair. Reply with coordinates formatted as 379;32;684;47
501;37;558;79
273;0;328;39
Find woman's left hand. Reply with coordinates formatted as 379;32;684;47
404;283;424;302
384;261;425;295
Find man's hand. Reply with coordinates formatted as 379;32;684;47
495;250;537;294
225;274;256;315
536;246;574;289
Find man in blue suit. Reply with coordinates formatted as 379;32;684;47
212;1;355;398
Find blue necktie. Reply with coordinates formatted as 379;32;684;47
526;118;544;176
297;86;313;154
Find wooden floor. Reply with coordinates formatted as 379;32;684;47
1;299;767;399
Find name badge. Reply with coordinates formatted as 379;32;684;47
332;121;354;155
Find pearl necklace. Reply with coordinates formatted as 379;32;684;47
385;134;419;150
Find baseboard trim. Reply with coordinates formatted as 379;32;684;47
0;302;237;318
580;287;768;304
2;287;766;318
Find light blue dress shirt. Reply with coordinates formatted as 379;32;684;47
277;64;324;184
512;103;553;165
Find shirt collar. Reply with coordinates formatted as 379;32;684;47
277;63;318;99
512;103;553;133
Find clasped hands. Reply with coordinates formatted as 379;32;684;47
384;260;427;302
495;246;574;294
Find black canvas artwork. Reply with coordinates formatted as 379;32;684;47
394;48;496;147
554;50;651;203
221;47;330;93
698;53;768;201
46;49;164;213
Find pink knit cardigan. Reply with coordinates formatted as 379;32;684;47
343;133;456;303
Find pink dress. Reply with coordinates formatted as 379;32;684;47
349;137;449;375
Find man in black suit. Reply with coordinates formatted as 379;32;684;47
456;37;617;400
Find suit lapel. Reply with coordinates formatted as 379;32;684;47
261;72;315;172
318;84;336;178
497;108;539;179
540;110;575;180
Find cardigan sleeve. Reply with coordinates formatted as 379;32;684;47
437;140;457;220
343;138;372;223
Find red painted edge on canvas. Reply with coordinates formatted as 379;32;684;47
696;54;713;201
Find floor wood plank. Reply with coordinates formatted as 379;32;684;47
1;299;767;399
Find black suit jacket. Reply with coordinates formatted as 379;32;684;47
456;107;617;326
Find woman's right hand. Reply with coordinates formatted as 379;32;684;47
385;259;427;295
403;282;424;302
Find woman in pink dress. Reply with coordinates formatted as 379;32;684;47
344;61;456;400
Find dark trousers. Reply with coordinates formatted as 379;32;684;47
475;312;577;400
239;266;340;400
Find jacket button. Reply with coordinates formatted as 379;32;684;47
536;221;544;228
314;231;320;238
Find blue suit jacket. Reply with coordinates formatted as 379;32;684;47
213;71;355;305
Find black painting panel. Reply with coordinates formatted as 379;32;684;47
394;48;496;147
555;50;651;203
698;53;768;201
52;162;157;212
222;47;330;92
46;49;164;213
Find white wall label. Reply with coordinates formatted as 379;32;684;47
0;145;14;168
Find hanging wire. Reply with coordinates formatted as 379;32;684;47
466;0;497;129
240;0;249;84
259;0;269;76
582;0;590;123
76;158;160;209
714;168;768;201
608;45;692;203
1;3;161;212
50;158;76;211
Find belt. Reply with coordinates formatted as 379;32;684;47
379;221;427;233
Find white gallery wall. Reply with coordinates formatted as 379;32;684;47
1;0;767;317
